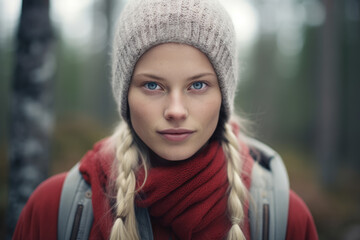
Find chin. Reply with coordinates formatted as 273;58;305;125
158;149;197;162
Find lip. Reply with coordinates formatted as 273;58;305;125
157;128;195;142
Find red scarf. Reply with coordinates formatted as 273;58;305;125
80;138;253;240
135;141;231;239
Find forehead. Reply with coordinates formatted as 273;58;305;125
133;43;216;78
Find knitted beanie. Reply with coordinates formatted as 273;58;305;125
112;0;238;122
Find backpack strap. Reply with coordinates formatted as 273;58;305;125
58;163;94;240
247;138;290;240
135;206;154;240
58;163;154;240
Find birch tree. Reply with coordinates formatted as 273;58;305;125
7;0;55;238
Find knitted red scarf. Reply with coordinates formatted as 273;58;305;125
135;141;231;239
80;136;253;239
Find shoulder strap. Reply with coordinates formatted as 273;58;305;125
247;138;289;240
58;163;94;240
58;163;154;240
135;206;154;240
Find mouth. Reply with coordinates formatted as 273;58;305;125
157;128;195;142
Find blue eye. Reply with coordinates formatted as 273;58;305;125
145;82;159;90
191;82;205;90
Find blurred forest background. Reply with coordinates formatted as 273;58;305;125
0;0;359;239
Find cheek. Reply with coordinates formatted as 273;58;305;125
190;97;221;140
196;97;222;123
129;92;146;131
128;94;161;134
207;103;222;129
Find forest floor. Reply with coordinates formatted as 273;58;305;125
278;145;360;240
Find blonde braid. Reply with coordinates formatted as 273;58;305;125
108;121;247;239
109;122;143;240
222;123;248;240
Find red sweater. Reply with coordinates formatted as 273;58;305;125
13;140;318;240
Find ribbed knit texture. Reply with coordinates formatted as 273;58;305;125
135;141;230;239
111;0;238;122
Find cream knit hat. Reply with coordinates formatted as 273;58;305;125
112;0;238;122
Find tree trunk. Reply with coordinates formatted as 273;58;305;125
6;0;55;238
96;0;117;125
316;0;340;187
345;0;360;170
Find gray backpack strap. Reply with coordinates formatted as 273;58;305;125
247;138;289;240
135;207;154;240
58;163;94;240
58;163;154;240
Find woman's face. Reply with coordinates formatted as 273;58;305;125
128;43;222;161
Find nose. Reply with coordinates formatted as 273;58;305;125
164;91;188;121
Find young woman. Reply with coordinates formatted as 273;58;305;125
13;0;318;239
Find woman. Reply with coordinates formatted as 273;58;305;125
13;0;318;239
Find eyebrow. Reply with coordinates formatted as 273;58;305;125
133;73;165;81
189;73;217;80
133;73;216;81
